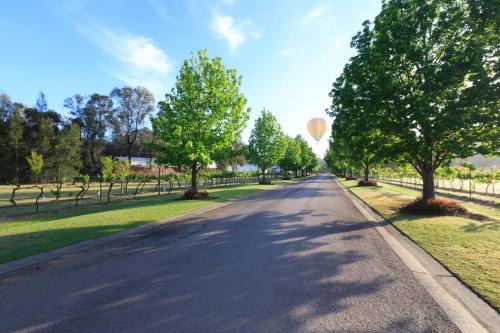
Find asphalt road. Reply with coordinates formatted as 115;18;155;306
0;174;459;333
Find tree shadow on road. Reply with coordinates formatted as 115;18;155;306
0;206;457;332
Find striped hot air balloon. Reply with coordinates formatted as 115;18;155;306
306;118;327;142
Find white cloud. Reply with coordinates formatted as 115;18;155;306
279;48;295;58
331;37;347;50
302;6;324;23
76;23;173;98
148;0;170;20
211;14;260;51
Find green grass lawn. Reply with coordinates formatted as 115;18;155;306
339;179;500;311
0;181;293;264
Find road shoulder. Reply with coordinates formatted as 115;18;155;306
333;176;500;333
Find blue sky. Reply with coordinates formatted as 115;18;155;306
0;0;382;156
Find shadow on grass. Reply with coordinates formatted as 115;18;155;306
0;185;276;223
387;214;426;224
378;180;500;208
0;222;149;263
461;220;500;233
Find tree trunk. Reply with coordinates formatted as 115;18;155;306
262;167;266;183
191;162;198;192
421;168;436;201
14;146;19;184
364;163;369;182
107;182;114;203
128;143;132;164
90;142;96;172
35;186;43;213
157;167;161;196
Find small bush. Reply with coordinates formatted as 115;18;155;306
259;180;272;185
358;179;377;186
399;197;467;216
182;189;210;200
345;176;357;181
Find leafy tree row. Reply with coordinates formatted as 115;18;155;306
0;86;155;183
2;49;318;197
152;50;318;197
325;0;499;201
0;92;82;184
64;86;155;172
247;110;318;183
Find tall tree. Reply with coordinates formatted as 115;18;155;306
35;92;48;113
152;49;249;196
26;150;43;185
247;110;285;183
327;22;394;182
65;93;113;173
279;135;301;178
36;117;55;178
295;135;314;177
53;123;83;180
371;0;499;200
8;108;25;183
0;92;12;123
110;86;155;163
325;134;352;177
0;93;13;181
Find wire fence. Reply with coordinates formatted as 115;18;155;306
339;171;500;204
0;174;280;216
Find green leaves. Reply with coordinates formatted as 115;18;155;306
247;109;285;173
279;135;301;173
372;0;499;166
26;150;43;176
326;0;499;198
110;86;155;160
151;49;250;170
99;156;130;182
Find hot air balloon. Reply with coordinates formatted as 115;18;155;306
306;118;327;142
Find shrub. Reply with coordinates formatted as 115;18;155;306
399;197;467;216
358;179;377;186
345;176;357;181
182;189;210;200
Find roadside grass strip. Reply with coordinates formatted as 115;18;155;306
340;179;500;311
0;181;293;264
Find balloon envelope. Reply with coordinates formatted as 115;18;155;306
306;118;327;142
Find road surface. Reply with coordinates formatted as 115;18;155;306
0;174;458;332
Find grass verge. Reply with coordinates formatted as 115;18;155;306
0;181;294;264
339;179;500;311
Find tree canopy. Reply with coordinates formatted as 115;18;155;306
247;109;285;183
110;86;155;163
326;0;499;200
279;135;301;177
151;49;250;193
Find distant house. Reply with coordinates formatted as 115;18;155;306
115;157;156;168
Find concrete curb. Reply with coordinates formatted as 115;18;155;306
334;177;500;333
0;181;297;280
